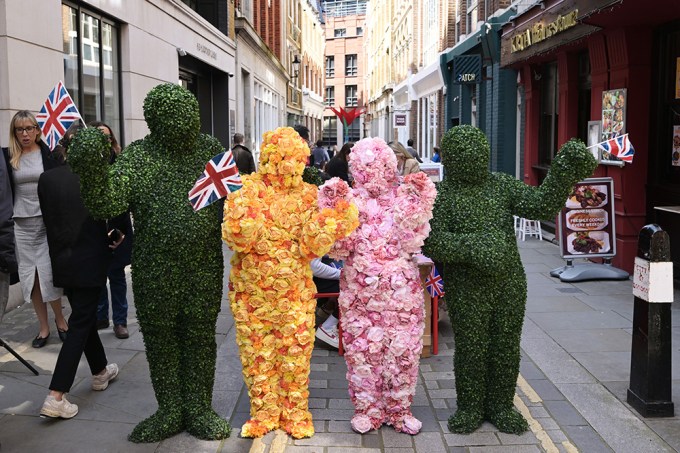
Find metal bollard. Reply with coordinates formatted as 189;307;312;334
627;224;674;417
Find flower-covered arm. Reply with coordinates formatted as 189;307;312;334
222;177;267;253
394;172;437;254
300;178;359;260
67;127;131;220
513;139;597;220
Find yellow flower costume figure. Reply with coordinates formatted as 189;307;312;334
222;127;358;439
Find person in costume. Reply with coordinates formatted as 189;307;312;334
67;83;231;442
222;127;358;439
423;125;596;434
328;137;436;434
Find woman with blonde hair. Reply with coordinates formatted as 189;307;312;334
388;141;420;176
3;110;67;348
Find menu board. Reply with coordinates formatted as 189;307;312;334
558;177;616;259
673;125;680;167
602;89;626;141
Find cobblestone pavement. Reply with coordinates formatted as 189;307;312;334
0;239;677;452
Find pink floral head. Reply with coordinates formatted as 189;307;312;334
349;138;399;194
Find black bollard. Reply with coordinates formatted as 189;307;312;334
627;224;674;417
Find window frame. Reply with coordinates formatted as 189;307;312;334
345;54;358;77
325;86;335;106
326;55;335;78
334;28;346;38
345;84;358;107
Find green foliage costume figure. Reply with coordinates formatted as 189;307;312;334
68;84;231;442
423;125;596;434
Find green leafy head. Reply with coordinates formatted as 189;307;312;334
441;125;490;184
143;83;200;151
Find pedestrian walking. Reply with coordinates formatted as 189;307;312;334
3;110;67;348
90;122;133;339
38;123;121;419
407;139;423;163
312;140;330;170
231;132;256;175
325;142;353;184
389;141;420;176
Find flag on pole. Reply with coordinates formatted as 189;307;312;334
425;266;445;297
597;134;635;163
188;150;242;211
35;81;83;151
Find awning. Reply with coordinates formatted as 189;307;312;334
410;59;444;99
393;77;411;108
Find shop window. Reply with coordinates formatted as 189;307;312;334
539;62;559;167
334;28;346;38
62;3;121;142
323;116;338;146
577;51;591;144
326;56;335;78
346;85;358;107
345;54;358;77
325;86;335;106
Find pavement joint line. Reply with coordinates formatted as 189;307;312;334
517;374;542;404
514;393;565;453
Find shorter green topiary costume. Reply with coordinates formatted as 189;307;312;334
423;125;596;434
68;84;230;442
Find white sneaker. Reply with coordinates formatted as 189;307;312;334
92;363;119;391
316;325;339;349
40;395;78;419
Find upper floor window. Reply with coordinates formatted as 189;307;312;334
356;27;363;36
62;4;122;142
345;54;358;77
346;85;358;106
326;56;335;78
325;86;335;106
334;28;346;38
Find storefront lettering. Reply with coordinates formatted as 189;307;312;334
196;42;217;60
511;10;578;53
457;73;476;82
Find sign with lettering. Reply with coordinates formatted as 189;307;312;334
452;55;481;85
393;112;408;127
197;42;217;60
633;257;674;303
511;10;579;53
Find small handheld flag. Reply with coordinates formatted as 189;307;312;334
188;151;242;211
597;134;635;163
35;81;83;151
425;266;444;298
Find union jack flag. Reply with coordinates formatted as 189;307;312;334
425;266;444;297
597;133;635;163
35;81;83;151
188;150;242;211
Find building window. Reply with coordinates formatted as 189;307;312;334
347;118;361;142
326;56;335;78
539;62;559;168
346;85;358;107
334;28;346;37
345;54;358;77
356;27;363;36
467;0;478;35
62;4;121;142
325;86;335;106
323;116;338;147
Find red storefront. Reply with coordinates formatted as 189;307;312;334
501;0;680;275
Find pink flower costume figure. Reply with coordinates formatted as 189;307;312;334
322;138;436;434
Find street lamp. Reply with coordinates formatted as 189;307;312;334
292;54;301;82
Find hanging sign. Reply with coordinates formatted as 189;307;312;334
452;55;481;85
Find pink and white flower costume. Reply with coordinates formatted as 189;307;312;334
320;138;436;434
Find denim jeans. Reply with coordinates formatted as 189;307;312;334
97;265;128;326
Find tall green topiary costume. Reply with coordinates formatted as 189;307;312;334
67;84;231;442
423;125;596;434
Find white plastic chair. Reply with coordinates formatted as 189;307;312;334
519;218;542;241
513;215;522;236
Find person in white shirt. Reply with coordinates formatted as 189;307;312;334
311;257;340;348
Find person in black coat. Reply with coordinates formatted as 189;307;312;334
90;122;133;339
0;146;17;322
325;142;353;184
231;133;256;175
37;124;122;419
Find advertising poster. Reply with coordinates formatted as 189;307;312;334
559;177;616;259
602;89;626;141
673;125;680;167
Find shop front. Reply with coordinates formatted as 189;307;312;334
501;0;680;275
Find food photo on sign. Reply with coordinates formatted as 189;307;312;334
673;125;680;167
559;178;616;260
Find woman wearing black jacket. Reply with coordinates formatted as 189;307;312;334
37;125;121;419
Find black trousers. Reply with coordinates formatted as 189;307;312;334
50;286;108;393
